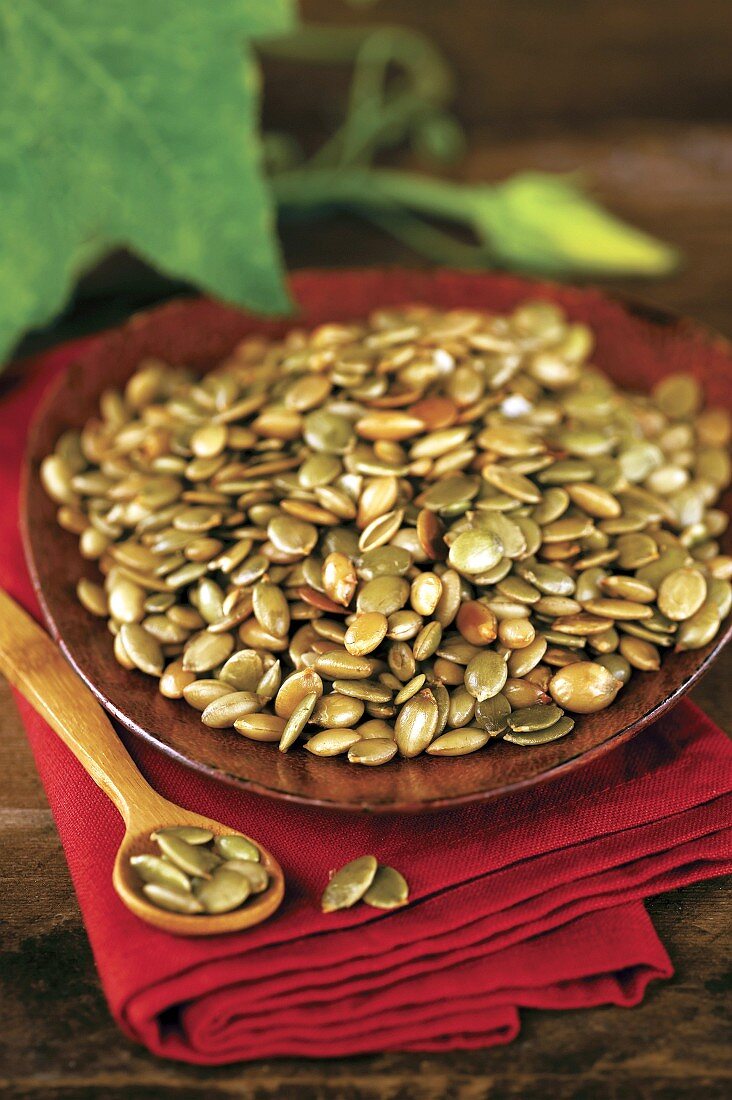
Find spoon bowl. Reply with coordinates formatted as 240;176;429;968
0;588;285;936
113;810;284;936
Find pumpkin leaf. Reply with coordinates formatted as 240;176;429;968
0;0;295;364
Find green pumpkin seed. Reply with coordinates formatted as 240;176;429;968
395;689;440;757
464;651;508;701
503;714;575;745
474;693;511;734
119;623;164;676
201;691;262;728
223;860;269;893
394;673;427;705
306;728;361;756
549;661;621;714
154;825;214;845
321;855;378;911
674;602;722;651
507;703;563;732
657;568;708;621
130;855;192;892
426;727;491;756
183;680;235;710
182;631;235;673
142;883;204;914
363;865;409;908
279;691;319;751
196;867;251;914
356;575;410;616
253;581;290;637
153;833;220;878
77;578;108;617
219;650;264;692
311;693;365;728
448;529;504;575
595;653;633;684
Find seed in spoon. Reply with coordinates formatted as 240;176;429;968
213;834;261;862
154;825;213;845
195;867;252;914
153;832;220;878
130;854;192;893
321;855;378;912
142;883;205;915
222;860;270;894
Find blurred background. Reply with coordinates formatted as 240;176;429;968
17;0;732;356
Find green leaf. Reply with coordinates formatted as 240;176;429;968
0;0;296;363
470;172;679;277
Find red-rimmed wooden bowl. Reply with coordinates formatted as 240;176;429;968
22;269;732;812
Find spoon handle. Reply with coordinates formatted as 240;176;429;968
0;589;156;826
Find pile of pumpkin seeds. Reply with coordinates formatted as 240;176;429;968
131;826;268;915
42;300;732;764
321;855;409;912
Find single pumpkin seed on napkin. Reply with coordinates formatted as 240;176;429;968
321;855;378;912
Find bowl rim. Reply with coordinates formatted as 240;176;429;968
20;269;732;812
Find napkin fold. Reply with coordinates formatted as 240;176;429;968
2;279;731;1063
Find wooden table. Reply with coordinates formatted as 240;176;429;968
1;125;731;1098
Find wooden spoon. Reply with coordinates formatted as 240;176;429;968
0;589;284;936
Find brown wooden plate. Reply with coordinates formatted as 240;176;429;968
22;270;732;812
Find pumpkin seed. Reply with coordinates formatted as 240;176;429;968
311;693;365;727
77;578;108;617
223;860;269;893
196;867;251;914
474;693;511;734
344;612;388;656
503;715;575;745
549;661;621;713
674;601;722;651
363;865;409;908
156;826;214;845
305;728;361;756
464;651;508;701
595;653;633;684
183;679;235;710
618;636;661;671
142;884;204;914
507;703;563;732
201;691;262;728
321;855;378;911
448;530;503;575
657;567;708;621
274;668;324;718
279;691;319;751
153;833;220;878
426;727;491;755
234;713;287;741
130;854;192;892
395;689;440;757
182;631;235;673
118;624;164;676
347;737;398;765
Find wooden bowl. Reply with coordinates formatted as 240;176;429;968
22;269;732;812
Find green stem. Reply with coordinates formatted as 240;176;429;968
273;167;485;227
360;207;491;267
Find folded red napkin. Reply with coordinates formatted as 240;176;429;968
2;289;731;1063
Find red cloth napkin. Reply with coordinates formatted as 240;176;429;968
2;288;731;1063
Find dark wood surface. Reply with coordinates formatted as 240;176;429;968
22;276;732;813
2;122;732;1096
